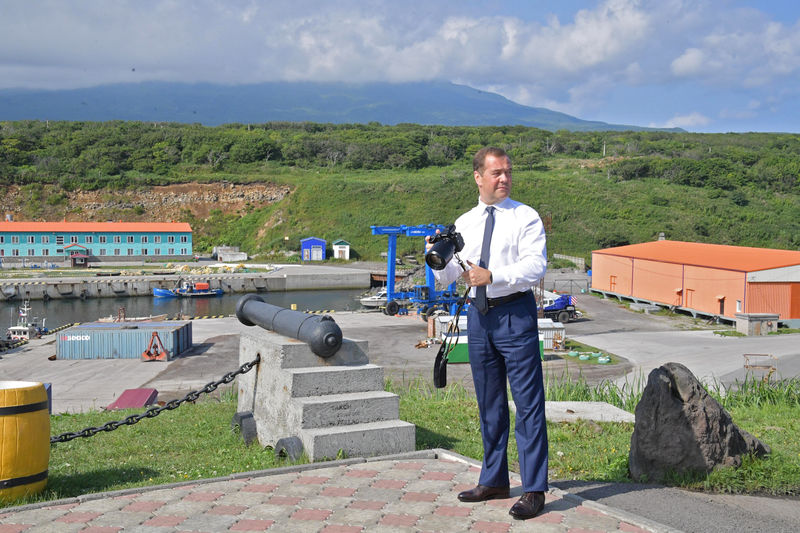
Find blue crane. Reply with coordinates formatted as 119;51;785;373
370;224;461;317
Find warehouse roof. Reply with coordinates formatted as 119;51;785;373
0;221;192;233
593;240;800;272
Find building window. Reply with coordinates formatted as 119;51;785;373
0;236;4;243
28;249;35;256
127;248;134;255
0;249;3;256
180;235;188;243
12;249;20;256
70;235;78;243
141;235;148;243
127;236;134;243
181;248;187;255
86;236;93;244
99;235;107;243
168;248;174;255
42;249;49;256
113;236;121;243
56;236;64;245
168;236;175;243
114;249;121;256
27;236;35;244
736;300;742;313
99;249;106;256
155;248;160;255
42;235;49;244
154;236;161;243
142;248;148;256
11;236;19;244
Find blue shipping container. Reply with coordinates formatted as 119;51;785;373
56;321;192;360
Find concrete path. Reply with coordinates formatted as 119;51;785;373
0;450;673;533
568;294;800;390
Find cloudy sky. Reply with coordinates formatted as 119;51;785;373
1;0;799;132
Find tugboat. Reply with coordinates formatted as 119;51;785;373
6;300;48;341
153;279;224;298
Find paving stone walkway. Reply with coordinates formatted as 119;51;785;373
0;450;676;533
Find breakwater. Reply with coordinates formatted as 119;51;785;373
0;266;371;301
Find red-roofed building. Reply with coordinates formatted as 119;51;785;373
591;240;800;326
0;221;193;267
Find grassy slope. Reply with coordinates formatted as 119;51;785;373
213;160;800;261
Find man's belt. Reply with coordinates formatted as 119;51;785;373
485;291;530;309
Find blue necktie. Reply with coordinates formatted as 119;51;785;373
474;206;495;314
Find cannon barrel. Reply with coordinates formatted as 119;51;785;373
235;294;343;358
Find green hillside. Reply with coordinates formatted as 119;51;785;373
1;121;798;264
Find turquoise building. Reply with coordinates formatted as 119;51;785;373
0;221;193;266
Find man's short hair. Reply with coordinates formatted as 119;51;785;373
473;147;509;174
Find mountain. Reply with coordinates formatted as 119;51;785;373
0;81;680;132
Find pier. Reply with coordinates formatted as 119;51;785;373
0;264;371;301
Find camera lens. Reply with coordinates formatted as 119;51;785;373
425;240;454;270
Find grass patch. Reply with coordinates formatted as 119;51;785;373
545;372;644;412
3;376;798;509
13;395;294;508
714;330;746;337
684;405;800;495
563;339;598;352
769;328;800;335
559;339;619;367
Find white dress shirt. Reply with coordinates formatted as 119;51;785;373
433;197;547;299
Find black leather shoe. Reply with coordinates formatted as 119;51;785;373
457;484;510;502
509;491;545;519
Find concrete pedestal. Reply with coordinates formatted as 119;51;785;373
735;313;779;335
236;329;415;461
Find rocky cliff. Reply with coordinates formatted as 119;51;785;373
1;182;291;222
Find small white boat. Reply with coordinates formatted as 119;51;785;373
358;289;387;308
98;307;169;323
6;300;47;341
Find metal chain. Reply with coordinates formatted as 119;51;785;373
50;355;260;444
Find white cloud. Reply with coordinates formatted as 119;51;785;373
669;15;800;87
671;48;705;77
655;112;711;129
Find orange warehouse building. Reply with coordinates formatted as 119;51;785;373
591;240;800;326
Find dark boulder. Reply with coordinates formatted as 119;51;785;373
629;362;770;482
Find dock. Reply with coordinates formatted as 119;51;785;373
0;264;371;300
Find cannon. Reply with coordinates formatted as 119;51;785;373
235;294;342;358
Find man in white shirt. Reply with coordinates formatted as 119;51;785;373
430;147;548;519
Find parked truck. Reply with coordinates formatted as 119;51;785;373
538;290;580;323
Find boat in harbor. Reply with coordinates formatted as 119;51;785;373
153;280;223;298
6;300;48;340
358;288;387;308
98;307;169;322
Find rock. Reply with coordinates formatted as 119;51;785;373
629;362;770;482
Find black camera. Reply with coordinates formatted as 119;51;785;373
425;225;465;270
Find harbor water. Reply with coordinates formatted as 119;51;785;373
2;289;366;331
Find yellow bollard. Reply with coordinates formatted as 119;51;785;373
0;381;50;503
